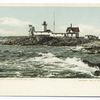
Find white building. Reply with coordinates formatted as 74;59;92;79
66;24;79;38
29;22;80;38
33;21;52;36
85;35;97;39
51;33;66;37
98;35;100;39
34;30;52;36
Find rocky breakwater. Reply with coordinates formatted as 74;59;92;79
81;40;100;76
82;59;100;76
1;36;90;46
82;41;100;54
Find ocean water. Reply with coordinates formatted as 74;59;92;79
0;37;100;78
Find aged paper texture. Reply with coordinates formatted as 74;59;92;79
0;3;100;96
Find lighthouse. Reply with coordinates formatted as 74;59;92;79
42;21;47;31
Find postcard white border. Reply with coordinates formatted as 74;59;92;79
0;3;100;97
0;78;100;96
0;3;100;7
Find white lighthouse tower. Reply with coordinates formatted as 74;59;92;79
42;21;47;31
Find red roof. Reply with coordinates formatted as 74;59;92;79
53;33;66;34
34;29;52;33
66;32;77;34
34;31;52;33
66;27;79;32
45;30;52;32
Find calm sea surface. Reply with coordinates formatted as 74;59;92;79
0;36;99;78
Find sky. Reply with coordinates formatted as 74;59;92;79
0;6;100;36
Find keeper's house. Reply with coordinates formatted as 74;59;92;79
66;24;79;38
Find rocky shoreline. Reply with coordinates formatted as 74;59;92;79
1;36;91;46
82;40;100;48
81;40;100;54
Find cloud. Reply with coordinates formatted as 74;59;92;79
59;26;67;32
0;29;27;36
78;24;100;36
60;26;67;30
0;17;32;27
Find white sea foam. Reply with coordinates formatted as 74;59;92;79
22;52;63;63
21;52;99;76
15;72;21;74
65;57;98;75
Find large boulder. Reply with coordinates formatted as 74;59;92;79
94;70;100;76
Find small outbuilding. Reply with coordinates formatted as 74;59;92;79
85;35;97;39
98;35;100;39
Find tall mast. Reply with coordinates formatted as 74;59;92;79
53;12;55;33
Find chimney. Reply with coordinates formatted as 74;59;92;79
70;23;72;27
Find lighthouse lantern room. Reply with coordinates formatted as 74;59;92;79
42;21;47;31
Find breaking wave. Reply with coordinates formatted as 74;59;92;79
20;52;99;78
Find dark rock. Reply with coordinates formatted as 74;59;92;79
0;69;4;72
83;59;100;68
1;36;91;46
83;60;95;67
94;70;100;76
96;63;100;68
